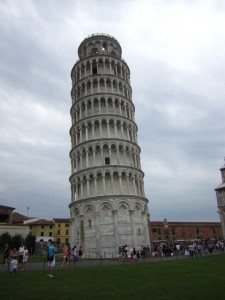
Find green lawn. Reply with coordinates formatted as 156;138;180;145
0;255;225;300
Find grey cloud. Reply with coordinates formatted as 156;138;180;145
0;0;224;222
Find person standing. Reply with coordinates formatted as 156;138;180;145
47;241;56;278
10;258;18;274
18;244;24;270
78;246;83;259
61;244;69;267
3;243;10;265
22;246;29;270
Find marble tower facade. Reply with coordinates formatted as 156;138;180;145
69;34;150;256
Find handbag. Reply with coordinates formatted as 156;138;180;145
47;247;54;262
47;254;54;262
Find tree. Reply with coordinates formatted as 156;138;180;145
0;232;12;251
11;234;24;249
25;233;36;254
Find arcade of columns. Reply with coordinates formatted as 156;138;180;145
69;34;150;256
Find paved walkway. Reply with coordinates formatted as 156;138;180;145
0;259;134;272
1;253;219;273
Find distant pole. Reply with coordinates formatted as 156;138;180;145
27;207;30;217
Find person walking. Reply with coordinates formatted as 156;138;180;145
47;241;56;278
61;245;69;267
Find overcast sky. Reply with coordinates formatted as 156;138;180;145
0;0;224;222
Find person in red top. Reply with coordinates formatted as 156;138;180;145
61;245;69;268
10;248;18;259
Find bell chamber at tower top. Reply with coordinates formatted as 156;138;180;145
78;34;122;59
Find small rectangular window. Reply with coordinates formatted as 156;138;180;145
105;157;110;165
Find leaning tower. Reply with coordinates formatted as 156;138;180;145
215;159;225;240
69;33;150;256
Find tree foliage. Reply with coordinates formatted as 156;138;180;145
25;233;36;254
0;232;36;253
11;234;24;249
0;232;12;250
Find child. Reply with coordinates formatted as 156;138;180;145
10;258;18;274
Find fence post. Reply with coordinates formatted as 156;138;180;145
100;255;102;266
43;256;46;270
73;255;76;269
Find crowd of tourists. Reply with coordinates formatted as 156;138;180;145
152;239;224;257
119;244;151;262
60;244;83;267
3;243;30;273
118;239;224;262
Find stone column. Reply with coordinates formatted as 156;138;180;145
107;120;110;137
132;177;137;195
84;64;87;77
126;175;130;194
75;182;78;200
123;147;126;165
103;174;106;195
97;79;100;93
119;173;122;193
113;210;119;251
94;176;97;195
91;122;95;139
87;177;90;197
100;121;103;138
134;153;137;168
112;99;116;113
121;122;124;138
116;145;119;164
98;99;101;114
91;100;94;115
86;149;89;168
80;127;83;143
70;217;75;247
95;212;101;256
79;105;82;119
130;210;136;247
71;184;74;202
80;179;83;198
111;174;114;194
142;212;150;245
119;100;122;115
85;102;88;117
93;148;96;166
100;146;104;164
137;179;141;196
114;122;117;138
85;124;88;141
